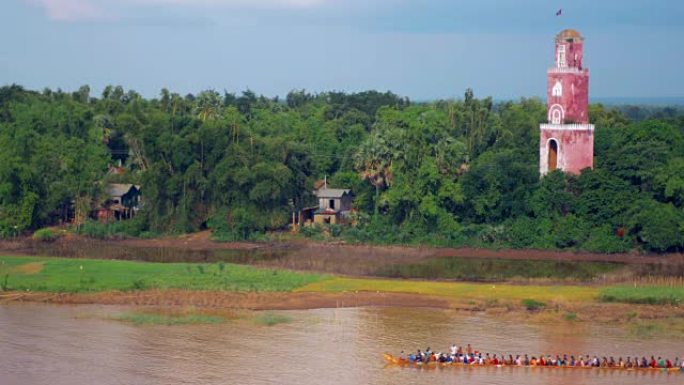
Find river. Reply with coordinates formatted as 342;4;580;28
1;304;681;385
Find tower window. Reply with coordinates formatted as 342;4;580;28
552;81;563;97
549;104;564;124
557;45;566;67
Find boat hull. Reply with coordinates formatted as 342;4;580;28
383;354;682;373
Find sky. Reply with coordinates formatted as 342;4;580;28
1;0;683;100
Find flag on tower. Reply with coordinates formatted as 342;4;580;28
556;9;562;16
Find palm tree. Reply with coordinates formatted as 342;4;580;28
194;90;222;122
354;132;392;216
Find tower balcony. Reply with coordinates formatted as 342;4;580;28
547;67;589;75
540;123;594;131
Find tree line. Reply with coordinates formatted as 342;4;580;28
0;84;682;252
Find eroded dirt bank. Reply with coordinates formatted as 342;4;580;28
2;290;451;310
3;289;683;325
1;233;682;266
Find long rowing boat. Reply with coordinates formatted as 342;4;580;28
383;354;683;373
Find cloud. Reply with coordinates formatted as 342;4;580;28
131;0;326;7
29;0;329;21
28;0;102;21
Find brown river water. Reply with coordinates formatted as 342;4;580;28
1;304;682;385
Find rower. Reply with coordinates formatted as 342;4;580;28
658;357;665;368
450;344;457;356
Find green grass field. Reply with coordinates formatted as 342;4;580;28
1;256;682;309
0;255;325;293
296;277;599;303
376;257;622;281
599;285;684;306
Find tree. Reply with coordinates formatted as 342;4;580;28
354;131;392;216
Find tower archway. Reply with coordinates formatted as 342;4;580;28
548;139;558;171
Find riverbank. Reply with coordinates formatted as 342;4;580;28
1;255;682;325
3;232;684;264
2;234;683;282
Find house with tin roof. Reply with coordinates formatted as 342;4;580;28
313;184;353;225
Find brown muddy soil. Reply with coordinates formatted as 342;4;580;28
1;290;452;310
4;290;683;324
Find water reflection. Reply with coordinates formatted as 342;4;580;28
0;304;681;385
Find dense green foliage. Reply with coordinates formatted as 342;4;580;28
1;84;683;252
0;255;324;292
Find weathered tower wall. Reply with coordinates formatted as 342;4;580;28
540;29;594;176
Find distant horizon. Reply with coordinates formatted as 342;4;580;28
5;82;684;107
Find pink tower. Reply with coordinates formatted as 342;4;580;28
539;29;594;175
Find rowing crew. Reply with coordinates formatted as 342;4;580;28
400;346;684;370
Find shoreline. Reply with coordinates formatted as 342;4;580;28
3;289;683;325
2;233;683;265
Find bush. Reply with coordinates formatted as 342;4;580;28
582;225;631;253
329;224;343;237
300;225;322;238
32;228;61;242
209;206;286;241
564;312;577;321
253;312;292;326
341;226;371;243
78;217;150;239
521;298;546;311
506;217;538;248
631;201;684;252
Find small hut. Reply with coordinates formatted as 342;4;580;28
313;186;353;225
95;184;141;222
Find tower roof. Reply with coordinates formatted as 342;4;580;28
556;29;583;42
